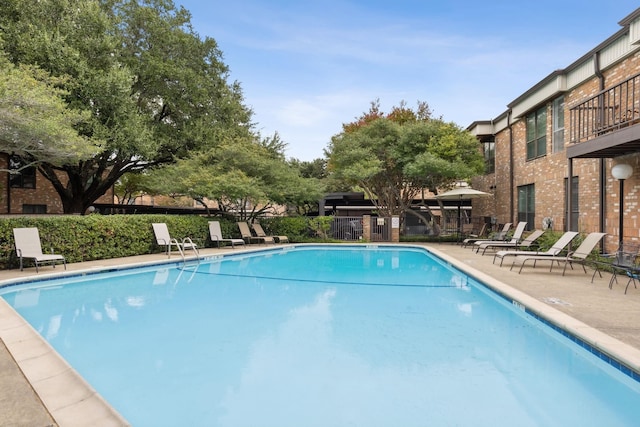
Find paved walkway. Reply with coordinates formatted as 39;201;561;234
1;243;640;426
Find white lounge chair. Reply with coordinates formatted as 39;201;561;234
511;232;606;274
152;223;199;258
237;222;275;244
462;223;512;248
474;222;527;253
252;222;288;243
476;228;543;256
208;221;245;248
13;227;66;272
494;231;579;267
559;232;607;276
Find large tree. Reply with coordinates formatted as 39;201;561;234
0;0;251;213
326;101;484;228
142;135;324;220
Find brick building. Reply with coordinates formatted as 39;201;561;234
468;7;640;252
0;153;113;214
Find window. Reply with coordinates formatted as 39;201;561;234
483;141;495;174
526;107;547;160
553;96;565;153
9;155;36;189
564;176;579;231
518;184;535;227
22;204;47;214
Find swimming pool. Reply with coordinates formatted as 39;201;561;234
2;245;640;426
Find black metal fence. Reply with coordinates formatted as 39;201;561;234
330;217;363;240
93;203;216;215
368;216;391;241
570;72;640;144
329;216;392;241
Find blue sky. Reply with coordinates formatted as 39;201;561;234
175;0;640;161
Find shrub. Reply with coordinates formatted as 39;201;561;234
0;215;212;269
0;215;332;270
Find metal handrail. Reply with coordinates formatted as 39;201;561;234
569;72;640;144
180;237;200;266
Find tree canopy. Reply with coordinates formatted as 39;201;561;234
0;0;251;213
0;57;100;167
326;101;484;226
141;135;325;220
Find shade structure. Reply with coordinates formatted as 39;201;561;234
435;187;492;237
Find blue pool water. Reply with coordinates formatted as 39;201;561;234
2;245;640;426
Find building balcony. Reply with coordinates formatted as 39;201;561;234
568;72;640;159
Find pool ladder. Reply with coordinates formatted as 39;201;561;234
170;237;200;267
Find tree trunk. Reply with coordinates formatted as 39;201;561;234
38;160;121;215
61;196;90;215
405;206;440;236
194;198;211;216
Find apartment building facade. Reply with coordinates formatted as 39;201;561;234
468;8;640;252
0;154;113;214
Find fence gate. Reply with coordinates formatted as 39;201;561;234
368;216;391;242
330;216;392;242
330;217;363;240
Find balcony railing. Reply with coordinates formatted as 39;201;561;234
569;72;640;144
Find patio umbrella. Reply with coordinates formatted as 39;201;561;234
435;187;492;237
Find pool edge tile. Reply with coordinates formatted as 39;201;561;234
427;245;640;381
0;298;129;426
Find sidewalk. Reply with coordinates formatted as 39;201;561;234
1;243;640;426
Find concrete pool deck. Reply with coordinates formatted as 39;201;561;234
1;242;640;426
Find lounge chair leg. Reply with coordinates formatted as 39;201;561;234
624;277;636;294
518;260;527;274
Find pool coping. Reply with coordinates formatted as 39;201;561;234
1;243;640;425
429;245;640;380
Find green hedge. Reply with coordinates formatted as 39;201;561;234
0;215;322;270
